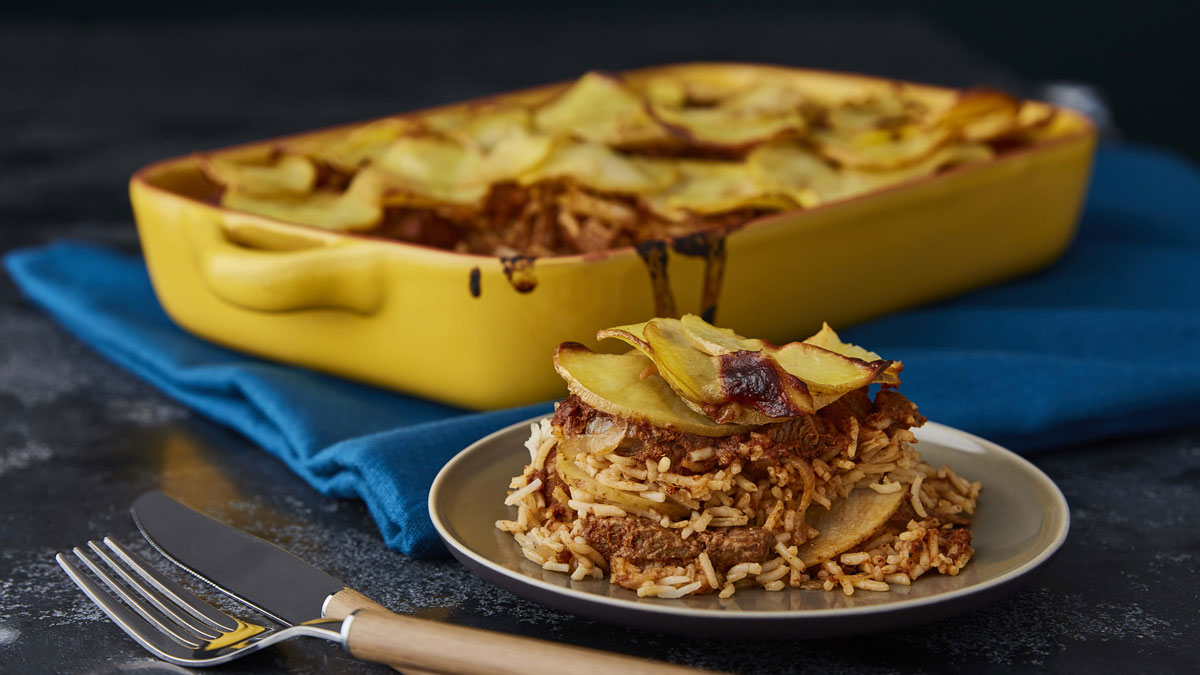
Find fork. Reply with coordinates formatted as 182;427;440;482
57;537;703;673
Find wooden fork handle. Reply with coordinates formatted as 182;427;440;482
341;609;713;675
324;587;710;674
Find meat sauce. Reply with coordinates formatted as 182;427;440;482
551;388;928;569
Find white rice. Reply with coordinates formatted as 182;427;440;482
498;406;980;598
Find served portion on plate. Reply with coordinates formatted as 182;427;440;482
196;68;1060;257
496;316;980;598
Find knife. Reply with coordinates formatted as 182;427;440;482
131;491;706;674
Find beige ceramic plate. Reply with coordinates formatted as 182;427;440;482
429;417;1069;638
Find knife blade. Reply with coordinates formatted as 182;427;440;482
132;491;354;625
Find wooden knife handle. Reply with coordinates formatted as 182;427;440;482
342;608;715;675
323;589;436;675
323;587;391;621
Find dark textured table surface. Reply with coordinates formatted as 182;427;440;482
2;10;1197;674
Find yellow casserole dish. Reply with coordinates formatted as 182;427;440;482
129;62;1095;409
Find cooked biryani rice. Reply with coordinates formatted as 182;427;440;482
497;388;980;597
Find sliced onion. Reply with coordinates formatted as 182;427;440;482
565;419;628;456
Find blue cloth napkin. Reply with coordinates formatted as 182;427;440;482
3;243;550;558
5;144;1199;557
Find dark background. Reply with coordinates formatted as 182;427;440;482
2;3;1198;674
9;0;1200;156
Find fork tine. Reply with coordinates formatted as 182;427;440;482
86;541;223;640
57;552;201;659
103;537;239;632
70;547;204;648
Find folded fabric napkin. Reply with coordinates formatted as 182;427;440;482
5;145;1199;557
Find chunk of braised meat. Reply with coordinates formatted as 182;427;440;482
702;527;774;570
579;516;771;571
373;208;465;250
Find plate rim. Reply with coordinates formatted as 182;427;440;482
428;416;1070;621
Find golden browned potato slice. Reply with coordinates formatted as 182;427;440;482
803;322;902;385
221;170;384;231
722;81;809;116
602;316;817;423
932;88;1021;142
477;126;556;183
520;142;677;194
823;93;926;135
555;440;691;519
639;68;760;107
552;342;749;437
1012;102;1058;135
292;117;414;172
642;319;813;424
199;154;316;197
809;90;948;170
679;313;765;354
373;135;490;207
814;124;953;171
533;71;671;147
679;314;894;399
426;102;533;151
746;141;834;208
753;140;993;206
595;321;651;352
772;342;891;395
651;105;800;149
649;81;807;151
642;160;797;221
641;76;687;107
641;318;727;404
796;487;905;567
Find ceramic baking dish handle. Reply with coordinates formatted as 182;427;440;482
187;214;384;314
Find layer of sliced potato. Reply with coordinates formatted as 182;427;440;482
600;317;813;425
641;319;732;405
533;71;670;147
932;88;1021;141
432;102;534;151
678;314;893;401
373;135;488;206
650;92;803;150
200;69;1049;239
596;320;790;425
680;313;765;354
772;342;890;395
283;118;416;172
802;322;902;385
221;170;383;231
552;342;749;437
814;124;952;171
643;160;798;221
572;316;904;430
520;142;677;194
796;487;905;566
748;140;992;206
595;322;651;352
200;155;316;197
477;126;556;182
555;438;691;519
